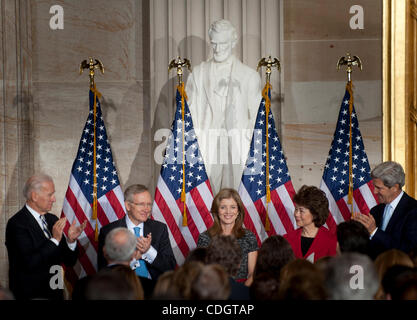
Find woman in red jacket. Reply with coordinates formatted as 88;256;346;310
284;185;337;262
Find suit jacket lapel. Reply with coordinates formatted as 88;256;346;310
385;193;408;233
143;219;151;237
22;206;48;241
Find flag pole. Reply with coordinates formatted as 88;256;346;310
80;57;104;241
256;56;280;232
337;53;362;217
168;57;192;226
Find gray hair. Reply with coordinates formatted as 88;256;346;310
208;19;238;43
371;161;405;188
23;173;53;200
123;184;149;203
104;227;137;263
325;253;378;300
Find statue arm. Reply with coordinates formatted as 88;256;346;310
185;72;200;130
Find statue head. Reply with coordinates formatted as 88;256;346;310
208;19;238;63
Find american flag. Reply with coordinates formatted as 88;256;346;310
61;89;126;284
238;85;296;246
320;84;378;234
152;85;214;265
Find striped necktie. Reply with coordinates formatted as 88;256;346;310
133;226;151;279
40;215;52;239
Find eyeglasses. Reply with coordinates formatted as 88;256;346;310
129;201;152;209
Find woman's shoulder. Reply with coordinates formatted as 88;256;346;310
198;230;210;239
283;227;302;239
242;228;256;239
318;226;337;240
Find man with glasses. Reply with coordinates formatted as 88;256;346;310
98;184;175;284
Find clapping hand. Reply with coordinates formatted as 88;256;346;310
136;233;152;254
352;212;376;234
52;217;67;242
67;219;87;243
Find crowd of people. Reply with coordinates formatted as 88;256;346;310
2;160;417;300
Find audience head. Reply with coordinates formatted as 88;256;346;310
336;219;370;255
23;173;56;214
293;185;329;228
250;272;280;300
152;271;180;300
381;265;416;300
184;247;208;264
325;252;378;300
279;259;327;300
209;188;246;238
205;235;242;277
388;267;417;300
254;235;295;278
191;264;230;300
172;261;205;299
110;265;144;300
85;269;138;300
104;227;136;265
374;249;414;299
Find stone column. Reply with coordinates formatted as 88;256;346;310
0;0;34;286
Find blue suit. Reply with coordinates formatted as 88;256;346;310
370;192;417;259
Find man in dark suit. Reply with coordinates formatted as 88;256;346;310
98;184;176;282
5;173;86;300
353;161;417;259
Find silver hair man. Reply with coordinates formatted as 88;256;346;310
123;184;149;203
371;161;405;189
23;173;53;200
104;227;137;264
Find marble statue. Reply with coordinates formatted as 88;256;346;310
186;19;262;194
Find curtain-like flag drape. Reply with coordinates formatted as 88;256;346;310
320;83;378;234
238;84;296;246
61;88;126;286
152;84;214;265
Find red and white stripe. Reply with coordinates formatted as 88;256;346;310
152;176;214;265
239;180;297;246
61;174;125;281
320;179;378;234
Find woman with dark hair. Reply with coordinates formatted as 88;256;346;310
254;235;295;278
197;188;258;285
284;185;337;262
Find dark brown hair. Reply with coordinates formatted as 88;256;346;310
293;185;329;227
208;188;246;238
206;235;242;277
254;235;295;278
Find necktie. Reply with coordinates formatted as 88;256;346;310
381;204;393;232
133;226;151;279
40;215;52;239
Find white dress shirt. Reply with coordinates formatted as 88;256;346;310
125;215;157;266
26;204;76;251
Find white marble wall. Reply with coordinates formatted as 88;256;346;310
0;0;382;289
282;0;382;191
